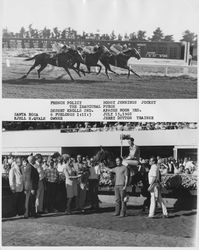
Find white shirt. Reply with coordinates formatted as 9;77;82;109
57;163;65;173
89;165;101;179
148;164;159;184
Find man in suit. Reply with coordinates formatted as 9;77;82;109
9;157;25;216
35;154;45;214
24;155;39;218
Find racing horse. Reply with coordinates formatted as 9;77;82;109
22;49;85;81
100;48;141;79
76;45;108;75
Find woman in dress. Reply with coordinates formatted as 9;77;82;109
63;155;81;214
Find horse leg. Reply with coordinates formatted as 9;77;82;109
126;66;141;78
21;62;39;79
70;66;81;77
86;65;91;74
105;67;111;80
37;64;47;79
96;64;102;75
64;67;74;81
105;63;119;76
130;68;141;78
127;69;131;79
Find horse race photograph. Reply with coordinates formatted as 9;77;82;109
2;0;198;99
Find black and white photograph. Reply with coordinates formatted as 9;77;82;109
2;121;198;246
2;0;198;99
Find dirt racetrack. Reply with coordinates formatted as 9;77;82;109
2;57;197;99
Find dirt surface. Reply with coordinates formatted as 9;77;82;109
2;196;197;246
2;57;197;99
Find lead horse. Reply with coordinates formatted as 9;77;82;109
100;48;141;79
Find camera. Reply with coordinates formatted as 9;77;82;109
120;134;132;140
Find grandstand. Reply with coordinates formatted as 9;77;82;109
2;128;197;161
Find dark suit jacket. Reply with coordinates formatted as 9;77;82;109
24;163;39;191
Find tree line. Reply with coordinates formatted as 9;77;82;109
2;25;197;44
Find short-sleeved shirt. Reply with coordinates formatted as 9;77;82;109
148;164;159;184
45;167;58;183
111;165;128;186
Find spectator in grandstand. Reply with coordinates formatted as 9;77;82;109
45;156;59;213
35;154;45;214
183;158;195;173
8;157;25;216
148;156;168;218
104;157;129;217
167;158;175;174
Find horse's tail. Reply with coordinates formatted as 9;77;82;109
24;56;36;61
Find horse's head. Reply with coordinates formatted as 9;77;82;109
97;45;107;54
131;48;141;60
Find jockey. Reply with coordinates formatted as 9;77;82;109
52;42;70;66
82;45;98;54
110;43;127;56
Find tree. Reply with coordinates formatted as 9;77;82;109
3;28;11;38
129;32;137;41
53;27;60;39
162;35;174;42
180;30;197;44
118;33;123;41
110;30;116;40
124;33;129;40
28;24;35;38
19;27;26;38
61;29;67;39
137;30;147;41
42;27;51;39
151;27;164;41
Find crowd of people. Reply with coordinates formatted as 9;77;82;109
3;153;103;218
2;121;197;132
2;148;197;219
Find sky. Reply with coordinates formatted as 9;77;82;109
1;0;199;41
